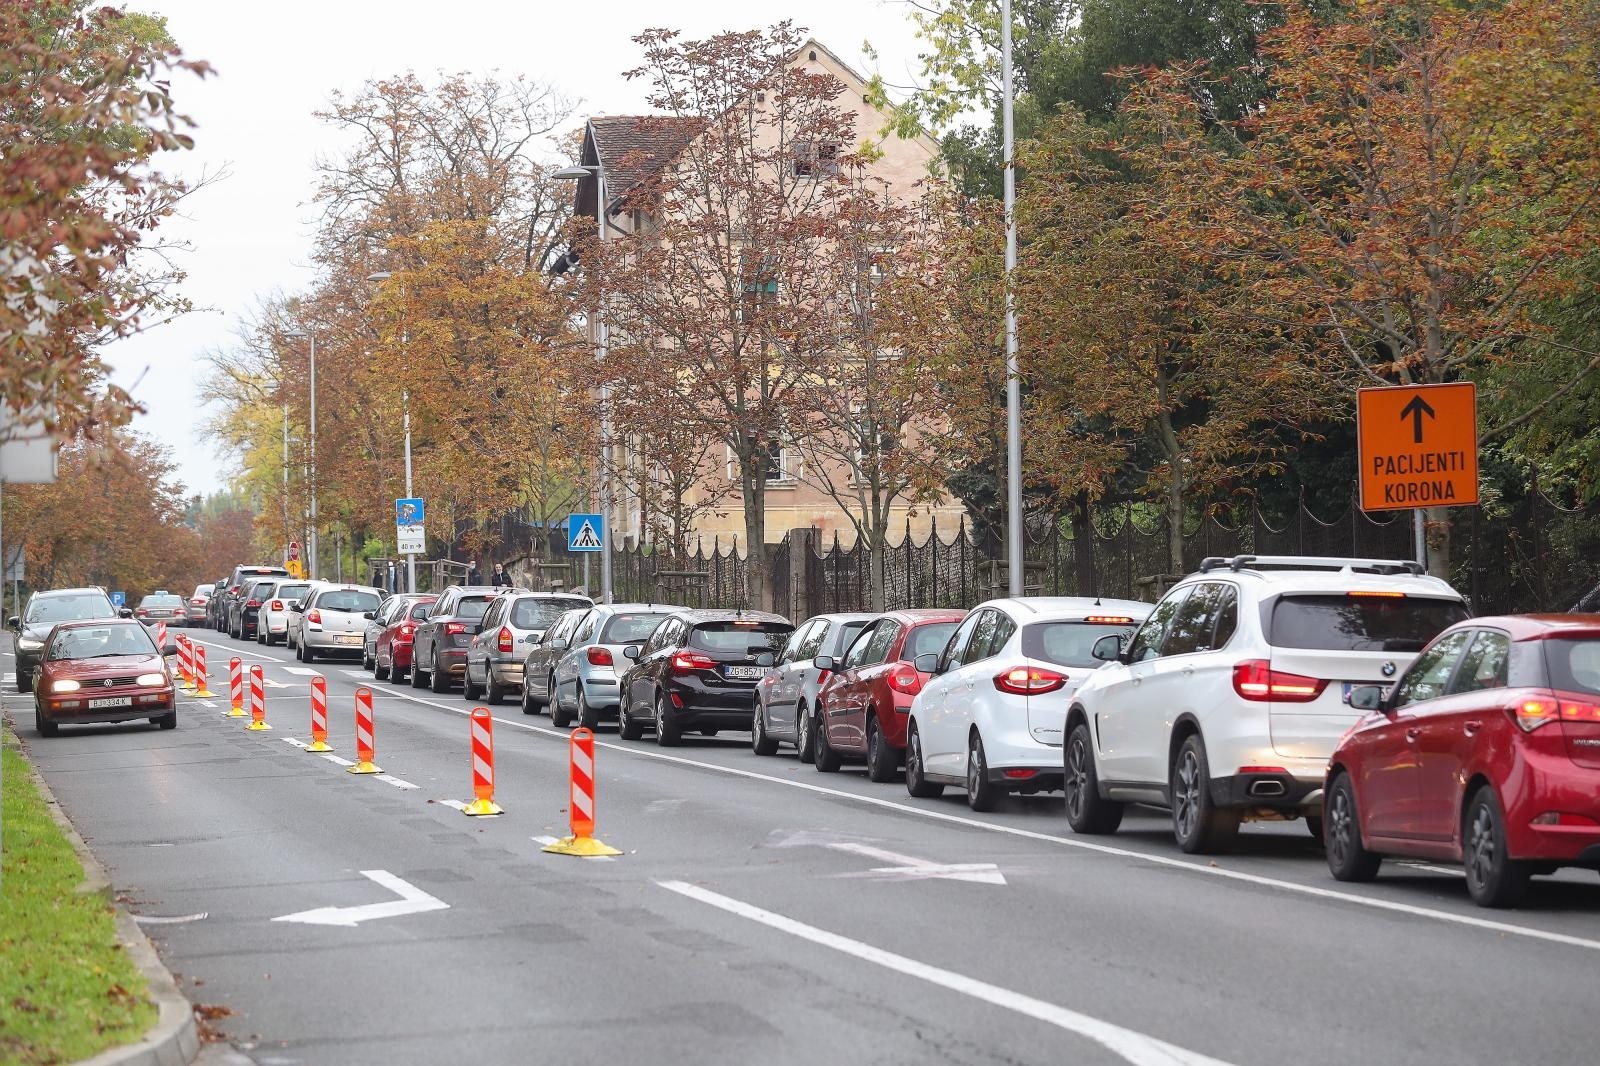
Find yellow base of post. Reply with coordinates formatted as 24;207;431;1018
246;721;273;731
305;740;333;752
346;761;381;775
181;679;196;691
226;706;246;717
542;835;622;857
193;686;216;698
461;798;503;817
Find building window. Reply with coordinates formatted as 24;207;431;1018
793;141;839;179
727;439;801;483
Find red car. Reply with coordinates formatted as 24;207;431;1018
1326;614;1600;907
33;618;175;736
375;594;437;684
814;609;966;781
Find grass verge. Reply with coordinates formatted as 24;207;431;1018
0;722;155;1064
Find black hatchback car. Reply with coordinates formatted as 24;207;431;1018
618;609;793;745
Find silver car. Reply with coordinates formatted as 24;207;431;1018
549;603;675;728
519;607;592;717
260;580;312;646
291;583;384;662
464;592;592;705
757;612;875;762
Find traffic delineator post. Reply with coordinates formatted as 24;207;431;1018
461;707;503;816
153;621;168;657
191;642;216;697
177;636;195;690
247;664;271;730
306;674;332;752
227;658;246;717
347;687;380;774
543;727;620;857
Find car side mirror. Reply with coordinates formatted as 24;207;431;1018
912;652;941;675
548;637;568;651
622;645;640;660
118;608;133;619
1091;634;1125;662
1348;684;1388;712
756;651;776;668
290;602;304;612
812;654;835;671
7;615;19;629
362;611;376;620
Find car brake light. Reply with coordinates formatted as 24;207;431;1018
136;608;148;616
1084;615;1134;624
497;626;513;652
1237;765;1289;775
445;621;467;636
993;666;1068;695
306;609;322;624
587;646;614;666
398;623;414;639
1346;590;1406;598
889;663;922;694
246;599;261;608
1559;698;1600;722
671;651;718;673
1003;768;1037;779
1513;698;1561;731
1231;660;1327;702
270;600;283;611
191;598;203;605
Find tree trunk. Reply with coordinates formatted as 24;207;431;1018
740;455;767;610
1154;411;1186;578
1424;506;1451;581
868;527;887;612
1071;491;1097;598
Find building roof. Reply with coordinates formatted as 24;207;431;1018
575;115;705;217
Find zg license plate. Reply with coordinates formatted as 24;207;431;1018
88;696;133;709
336;634;362;645
724;665;764;681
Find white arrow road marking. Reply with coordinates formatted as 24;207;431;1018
272;870;447;927
660;881;1232;1066
826;841;1006;885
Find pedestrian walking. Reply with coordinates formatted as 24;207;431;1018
492;562;513;587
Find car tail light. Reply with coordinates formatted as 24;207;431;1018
1003;768;1037;779
1559;698;1600;722
306;609;322;624
587;646;614;666
1346;590;1406;598
1513;698;1561;732
191;598;203;605
398;623;415;639
671;651;718;674
1231;660;1327;702
1531;811;1600;826
993;666;1068;695
1237;765;1289;775
497;626;513;652
889;663;922;694
445;621;467;636
1084;615;1134;624
246;599;261;608
270;600;284;611
136;608;148;616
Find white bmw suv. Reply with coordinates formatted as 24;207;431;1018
1064;556;1469;853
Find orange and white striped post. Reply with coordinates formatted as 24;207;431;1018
247;664;271;730
306;674;332;752
153;621;168;656
176;635;195;689
461;707;502;816
347;687;380;774
227;658;245;717
191;642;216;697
542;726;620;856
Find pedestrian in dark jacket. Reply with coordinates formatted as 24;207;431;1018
492;563;513;587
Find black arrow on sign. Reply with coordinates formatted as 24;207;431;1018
1399;393;1435;444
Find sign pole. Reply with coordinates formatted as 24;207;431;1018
1412;509;1426;568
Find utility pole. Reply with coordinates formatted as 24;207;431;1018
1002;0;1024;597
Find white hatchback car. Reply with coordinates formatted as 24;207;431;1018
904;597;1152;811
1064;555;1469;853
258;579;311;646
291;583;386;663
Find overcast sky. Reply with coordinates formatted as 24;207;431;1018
106;0;932;498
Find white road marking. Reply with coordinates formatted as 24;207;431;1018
2;672;14;684
132;912;209;925
354;681;1600;954
187;637;294;665
439;799;468;811
1399;861;1466;877
532;834;616;861
283;737;309;750
283;667;320;676
272;870;448;927
198;700;217;708
660;881;1232;1066
321;754;355;767
262;678;290;689
826;841;1006;885
342;669;369;679
376;773;418;790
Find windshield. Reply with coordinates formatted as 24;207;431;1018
26;593;114;625
689;621;793;656
511;597;590;629
1544;638;1600;698
1268;595;1468;652
1023;620;1140;668
456;595;495;622
600;612;669;644
249;582;275;598
904;622;961;661
140;595;184;608
47;624;156;660
317;590;381;613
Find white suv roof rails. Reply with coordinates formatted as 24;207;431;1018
1197;554;1427;577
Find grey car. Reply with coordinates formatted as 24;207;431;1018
519;606;591;717
548;603;675;728
464;592;592;705
291;583;385;662
8;587;127;692
756;612;875;762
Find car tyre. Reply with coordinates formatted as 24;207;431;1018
577;688;600;729
374;656;390;681
1063;721;1124;834
795;703;816;764
156;711;177;730
429;654;450;693
904;723;943;798
16;671;33;694
302;642;316;664
410;657;427;688
865;713;897;783
1170;734;1239;854
654;695;681;747
36;705;58;737
520;680;540;715
1464;786;1530;908
1324;773;1381;882
362;645;375;671
463;667;483;702
752;699;778;756
966;732;1001;812
814;714;842;773
550;684;573;728
619;701;644;741
484;673;504;706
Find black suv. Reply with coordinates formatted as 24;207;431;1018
218;564;291;634
229;579;277;640
618;609;793;745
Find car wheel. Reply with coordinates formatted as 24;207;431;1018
654;695;681;747
16;670;33;694
752;698;778;756
362;645;375;671
1170;734;1239;854
520;679;539;715
619;701;643;740
1324;773;1381;882
865;713;897;783
578;688;600;729
36;704;58;737
966;732;1001;812
1063;721;1123;834
905;724;944;798
484;673;504;706
550;683;573;728
374;656;390;681
156;711;177;730
410;656;427;688
429;654;450;693
302;641;316;664
463;667;482;702
1464;787;1530;908
795;703;816;764
814;713;842;773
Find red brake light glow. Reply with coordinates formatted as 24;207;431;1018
1346;591;1406;598
587;646;614;666
246;599;261;608
889;663;922;694
445;621;467;636
397;623;415;639
270;600;284;611
1231;660;1326;702
1084;615;1134;624
1514;695;1600;731
993;666;1068;695
671;651;718;673
306;609;322;624
497;626;513;652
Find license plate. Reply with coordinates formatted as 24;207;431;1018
336;634;362;645
88;696;133;709
1341;682;1393;704
724;665;764;681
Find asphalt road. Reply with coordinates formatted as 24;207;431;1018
4;628;1597;1066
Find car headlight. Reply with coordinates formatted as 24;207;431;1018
136;672;168;687
17;636;43;651
51;679;81;693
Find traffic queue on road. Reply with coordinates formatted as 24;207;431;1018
13;553;1600;910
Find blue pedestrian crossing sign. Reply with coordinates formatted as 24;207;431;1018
567;513;605;552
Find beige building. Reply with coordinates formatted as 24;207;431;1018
562;39;966;551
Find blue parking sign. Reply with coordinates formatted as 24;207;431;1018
568;513;604;552
111;591;126;607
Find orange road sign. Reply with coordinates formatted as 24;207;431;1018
1357;382;1479;512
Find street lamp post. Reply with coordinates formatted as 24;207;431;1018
287;330;317;581
553;160;614;605
367;272;416;593
1002;0;1024;597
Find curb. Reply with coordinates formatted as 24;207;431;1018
18;733;201;1066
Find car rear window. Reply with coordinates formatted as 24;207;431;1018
904;622;961;661
275;584;310;601
1543;638;1600;698
48;624;155;659
600;612;669;644
1022;620;1140;667
26;594;114;623
511;597;591;629
456;595;495;622
140;594;184;607
1268;595;1468;652
317;590;381;613
690;621;793;655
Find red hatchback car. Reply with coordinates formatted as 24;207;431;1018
375;594;437;684
815;609;966;781
1326;614;1600;907
34;619;175;736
